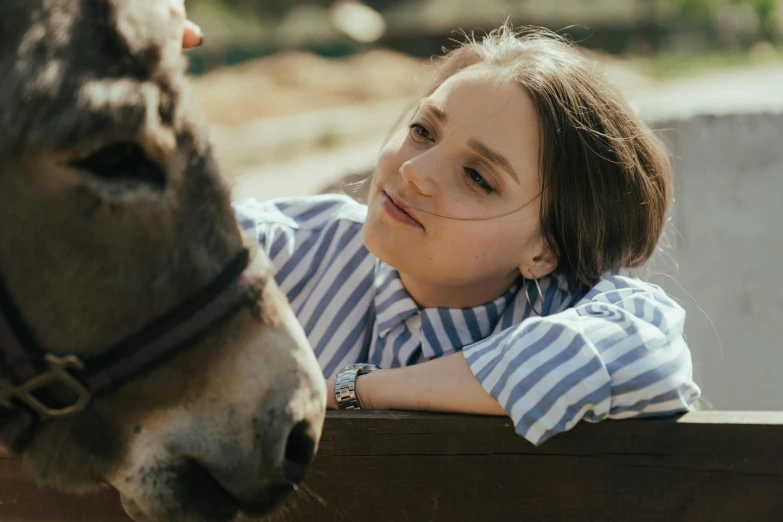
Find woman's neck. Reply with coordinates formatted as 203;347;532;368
398;270;522;309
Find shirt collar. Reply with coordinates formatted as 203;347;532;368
418;281;522;358
373;260;523;357
374;260;419;337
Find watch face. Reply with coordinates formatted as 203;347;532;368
343;363;377;373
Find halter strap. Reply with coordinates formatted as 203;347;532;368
0;249;270;454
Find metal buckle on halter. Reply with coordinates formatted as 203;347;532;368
0;354;91;419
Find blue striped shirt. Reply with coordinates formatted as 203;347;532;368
235;194;700;446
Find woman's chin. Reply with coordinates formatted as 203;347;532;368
363;216;403;263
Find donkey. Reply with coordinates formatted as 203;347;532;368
0;1;326;521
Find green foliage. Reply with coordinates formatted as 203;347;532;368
670;0;780;38
671;0;717;18
637;45;783;78
187;0;297;18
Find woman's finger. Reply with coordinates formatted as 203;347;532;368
167;0;202;49
182;20;203;49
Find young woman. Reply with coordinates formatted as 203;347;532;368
183;13;700;446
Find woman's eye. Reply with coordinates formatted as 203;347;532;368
408;123;431;141
465;168;494;195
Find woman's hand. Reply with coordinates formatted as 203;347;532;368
166;0;203;49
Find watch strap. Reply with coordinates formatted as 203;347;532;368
334;363;379;410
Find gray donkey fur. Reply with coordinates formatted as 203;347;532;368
0;2;325;522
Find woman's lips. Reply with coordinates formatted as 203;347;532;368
381;191;423;229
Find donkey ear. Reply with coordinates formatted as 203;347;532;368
0;0;33;53
111;0;185;76
0;0;188;155
0;1;43;152
0;0;88;153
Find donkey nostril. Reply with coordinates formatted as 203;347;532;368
281;421;316;484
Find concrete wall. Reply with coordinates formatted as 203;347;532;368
649;112;783;410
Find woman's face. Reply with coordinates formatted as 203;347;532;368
363;64;556;308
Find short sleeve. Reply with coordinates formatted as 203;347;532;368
462;272;701;446
233;194;366;271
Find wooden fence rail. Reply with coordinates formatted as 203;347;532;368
2;410;783;521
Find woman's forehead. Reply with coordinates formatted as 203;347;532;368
426;65;532;119
423;65;540;188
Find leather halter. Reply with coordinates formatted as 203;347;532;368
0;248;270;454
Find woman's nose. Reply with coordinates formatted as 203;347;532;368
399;155;437;195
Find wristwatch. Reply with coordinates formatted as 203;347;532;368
334;363;380;410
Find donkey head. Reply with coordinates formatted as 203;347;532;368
0;1;325;521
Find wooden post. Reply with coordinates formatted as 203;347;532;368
3;410;783;521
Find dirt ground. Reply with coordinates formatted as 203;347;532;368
190;48;783;201
192;49;431;125
190;47;653;185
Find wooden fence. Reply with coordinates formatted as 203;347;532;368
2;410;783;521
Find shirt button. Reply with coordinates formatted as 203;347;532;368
408;313;422;330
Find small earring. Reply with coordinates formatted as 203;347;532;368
524;271;544;316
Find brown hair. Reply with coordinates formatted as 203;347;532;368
418;25;673;284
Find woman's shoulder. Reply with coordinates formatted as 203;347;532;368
233;194;371;272
233;194;367;233
570;269;684;334
582;269;674;306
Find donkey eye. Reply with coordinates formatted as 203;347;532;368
69;142;165;188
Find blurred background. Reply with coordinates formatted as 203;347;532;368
186;0;783;411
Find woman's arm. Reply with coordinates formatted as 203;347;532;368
326;352;506;415
329;272;701;446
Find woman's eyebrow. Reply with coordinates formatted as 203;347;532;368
421;102;520;184
422;102;448;123
467;138;520;184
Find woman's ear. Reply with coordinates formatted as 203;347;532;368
519;241;558;279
